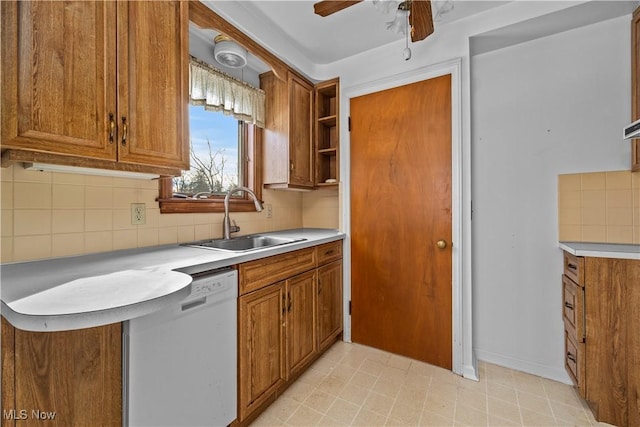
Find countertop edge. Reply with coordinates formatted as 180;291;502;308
1;283;193;333
559;241;640;260
1;229;345;332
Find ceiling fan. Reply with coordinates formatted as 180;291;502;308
313;0;434;43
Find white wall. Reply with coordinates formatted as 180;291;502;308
471;15;631;382
208;0;634;382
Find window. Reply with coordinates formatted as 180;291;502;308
173;106;244;197
158;118;261;214
158;57;264;214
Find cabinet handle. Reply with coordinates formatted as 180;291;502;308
324;250;335;256
290;161;294;172
282;293;286;315
567;352;577;363
568;263;577;271
121;116;128;146
108;113;115;144
287;293;292;312
564;302;574;310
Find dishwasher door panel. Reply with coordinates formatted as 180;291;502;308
125;278;237;427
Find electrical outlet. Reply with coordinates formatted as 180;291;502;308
266;204;273;219
131;203;146;225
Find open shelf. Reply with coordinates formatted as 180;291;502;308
314;78;339;186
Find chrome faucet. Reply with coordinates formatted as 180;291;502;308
223;186;263;239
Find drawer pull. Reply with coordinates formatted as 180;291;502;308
324;250;335;256
567;352;577;363
568;263;578;270
564;302;574;310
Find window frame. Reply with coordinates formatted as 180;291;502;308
158;123;262;214
159;0;293;214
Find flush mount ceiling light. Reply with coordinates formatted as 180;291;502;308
213;35;247;69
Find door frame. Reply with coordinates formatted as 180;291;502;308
340;58;476;379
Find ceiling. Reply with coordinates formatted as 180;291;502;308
198;1;509;66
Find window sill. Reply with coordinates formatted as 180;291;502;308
158;198;262;214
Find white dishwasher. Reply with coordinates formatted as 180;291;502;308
124;267;237;427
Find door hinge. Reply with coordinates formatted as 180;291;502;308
348;300;352;315
348;117;351;132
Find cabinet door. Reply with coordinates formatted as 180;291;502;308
288;73;314;187
317;260;343;351
116;1;189;170
1;1;117;160
9;321;122;426
286;270;317;378
585;257;629;427
626;260;640;427
238;283;286;422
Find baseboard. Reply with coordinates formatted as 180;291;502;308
475;349;572;384
462;351;479;381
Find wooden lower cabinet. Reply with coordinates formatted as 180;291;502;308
286;270;317;379
561;252;640;427
237;242;343;425
0;318;121;427
317;260;343;352
238;282;287;422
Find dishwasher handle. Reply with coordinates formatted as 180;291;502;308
181;297;207;311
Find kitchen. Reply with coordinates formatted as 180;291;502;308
1;1;639;426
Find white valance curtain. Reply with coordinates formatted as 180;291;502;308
189;56;265;128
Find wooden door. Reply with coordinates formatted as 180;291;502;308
350;75;453;369
286;270;317;378
1;1;117;159
238;283;286;422
288;73;314;187
317;260;343;351
116;1;189;170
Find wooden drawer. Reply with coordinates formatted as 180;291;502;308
239;248;316;295
565;331;586;396
563;252;584;286
316;241;342;266
562;275;585;343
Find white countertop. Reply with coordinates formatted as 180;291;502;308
559;241;640;260
0;228;344;332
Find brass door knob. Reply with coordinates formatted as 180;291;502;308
436;240;447;249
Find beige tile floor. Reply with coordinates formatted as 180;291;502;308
250;341;609;427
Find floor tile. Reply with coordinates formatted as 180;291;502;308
247;341;602;427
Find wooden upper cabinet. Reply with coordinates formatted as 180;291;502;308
261;71;314;190
1;1;117;160
288;74;314;187
633;6;640;171
116;1;189;169
0;1;189;172
315;78;340;186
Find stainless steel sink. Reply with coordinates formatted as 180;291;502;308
185;235;306;252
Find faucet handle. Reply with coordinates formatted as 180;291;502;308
230;220;240;234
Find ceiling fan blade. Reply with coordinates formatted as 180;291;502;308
313;0;364;17
410;0;434;42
